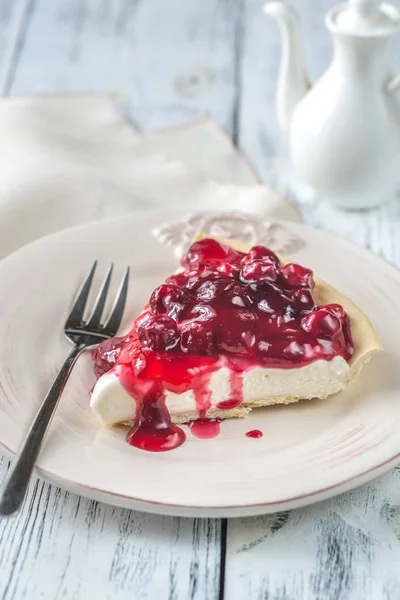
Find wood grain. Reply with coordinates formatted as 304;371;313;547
226;468;400;600
0;456;221;600
8;0;243;133
0;0;33;94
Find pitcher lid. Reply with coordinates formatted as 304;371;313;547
330;0;399;35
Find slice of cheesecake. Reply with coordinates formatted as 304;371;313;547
91;234;382;451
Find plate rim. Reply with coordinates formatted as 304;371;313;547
1;437;399;517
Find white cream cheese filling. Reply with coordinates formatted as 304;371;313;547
90;356;350;426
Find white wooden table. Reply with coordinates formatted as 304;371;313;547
1;1;400;598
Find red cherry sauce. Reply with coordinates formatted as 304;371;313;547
246;429;263;439
217;398;242;409
189;419;221;439
93;238;353;452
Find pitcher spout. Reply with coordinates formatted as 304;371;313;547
263;2;310;133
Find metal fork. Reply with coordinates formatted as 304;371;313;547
0;262;130;517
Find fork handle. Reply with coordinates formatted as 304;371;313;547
0;344;85;516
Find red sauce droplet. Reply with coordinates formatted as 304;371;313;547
189;419;221;439
127;420;185;452
217;371;244;409
126;391;185;452
217;398;242;409
246;429;263;439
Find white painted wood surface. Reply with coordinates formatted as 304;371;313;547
0;457;221;600
1;0;400;598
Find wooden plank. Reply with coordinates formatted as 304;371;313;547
8;0;243;133
0;0;30;93
225;468;400;600
0;455;221;600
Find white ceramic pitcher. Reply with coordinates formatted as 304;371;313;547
264;0;400;209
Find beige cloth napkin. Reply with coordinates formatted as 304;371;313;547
0;93;301;260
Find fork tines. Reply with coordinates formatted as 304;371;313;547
65;262;130;335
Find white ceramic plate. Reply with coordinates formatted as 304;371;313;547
0;212;398;517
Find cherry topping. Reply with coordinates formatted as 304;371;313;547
94;238;354;454
217;262;240;277
184;238;242;269
165;272;187;287
246;246;279;264
225;284;252;308
241;260;278;283
302;308;341;339
282;341;305;362
280;263;314;288
196;279;233;300
292;288;315;309
189;304;217;322
118;335;142;366
324;303;346;319
150;284;189;315
138;315;179;351
93;337;123;378
180;321;215;355
217;328;256;356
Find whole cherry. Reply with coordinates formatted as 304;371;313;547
245;246;279;265
138;315;180;351
150;284;189;315
280;263;314;288
241;260;278;283
184;238;242;269
324;303;346;319
292;288;315;309
302;308;341;339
